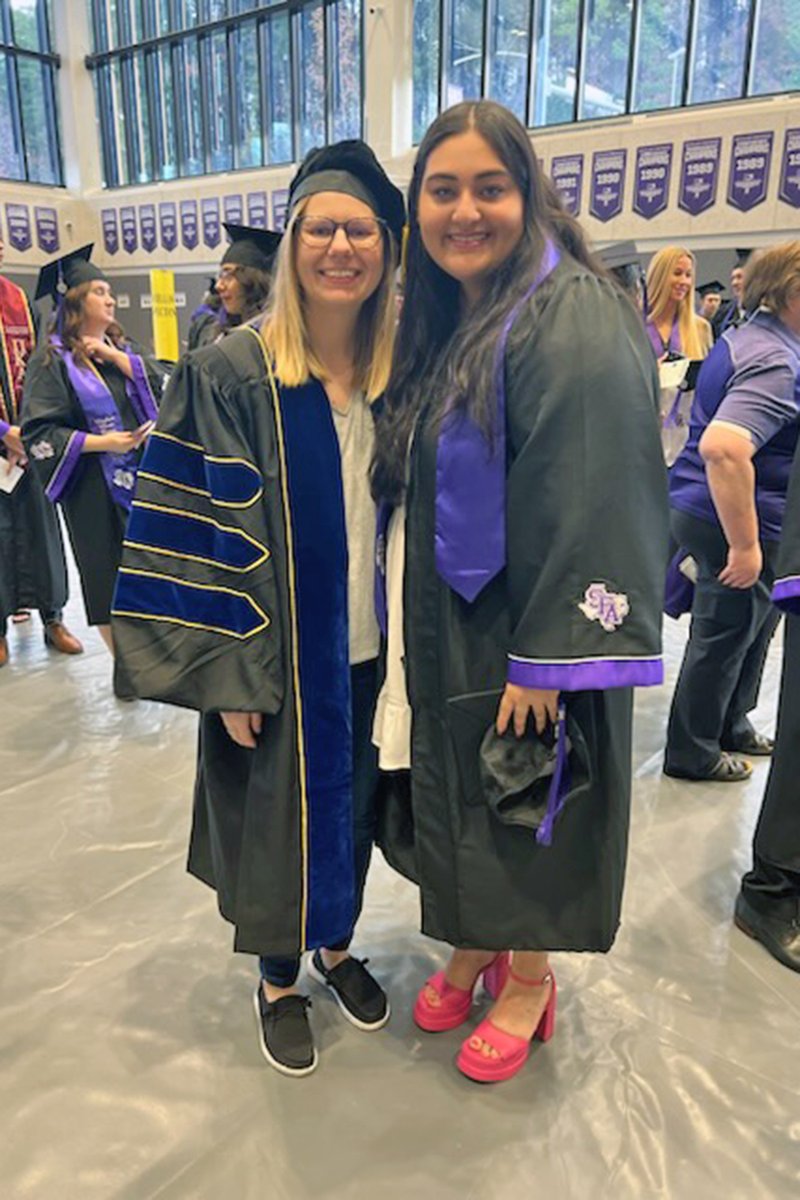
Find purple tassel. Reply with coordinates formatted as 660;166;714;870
536;704;569;847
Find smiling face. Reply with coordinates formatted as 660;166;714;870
731;267;745;301
417;129;524;304
293;191;385;315
81;280;116;329
670;255;694;305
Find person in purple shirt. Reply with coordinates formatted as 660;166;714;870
665;242;800;781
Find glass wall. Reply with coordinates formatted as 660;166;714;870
87;0;363;186
413;0;800;141
0;0;62;184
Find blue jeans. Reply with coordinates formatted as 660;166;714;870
260;658;379;988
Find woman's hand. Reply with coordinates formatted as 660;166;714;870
719;543;762;589
81;335;115;362
221;711;263;749
99;430;140;454
2;425;27;467
496;685;559;737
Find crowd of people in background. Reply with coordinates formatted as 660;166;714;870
1;101;798;1087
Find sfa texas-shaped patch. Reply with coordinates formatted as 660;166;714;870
578;582;629;632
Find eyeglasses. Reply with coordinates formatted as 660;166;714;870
295;216;385;250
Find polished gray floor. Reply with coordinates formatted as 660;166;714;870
1;574;798;1200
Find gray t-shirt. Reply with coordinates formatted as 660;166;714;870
330;393;379;665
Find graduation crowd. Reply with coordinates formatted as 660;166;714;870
1;100;798;1084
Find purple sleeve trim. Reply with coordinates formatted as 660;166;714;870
0;419;10;440
772;577;800;613
507;655;664;691
45;430;87;503
128;353;159;424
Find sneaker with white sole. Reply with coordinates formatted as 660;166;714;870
307;950;390;1031
252;986;318;1077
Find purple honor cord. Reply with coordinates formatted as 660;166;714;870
435;238;562;602
536;703;569;847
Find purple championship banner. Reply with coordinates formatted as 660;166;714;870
120;206;138;253
159;202;178;251
633;144;673;219
101;208;119;255
589;150;626;222
778;128;800;208
727;131;774;213
247;190;269;229
139;203;157;253
550;154;583;216
180;200;199;250
5;203;32;252
202;197;221;249
271;188;290;232
34;206;59;253
678;138;722;215
223;194;243;227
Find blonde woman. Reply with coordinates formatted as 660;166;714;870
645;245;712;360
112;141;405;1075
645;245;712;464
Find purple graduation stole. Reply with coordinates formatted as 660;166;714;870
52;336;158;512
434;238;561;603
645;316;681;359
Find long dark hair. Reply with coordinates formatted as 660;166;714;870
372;100;602;505
46;281;126;367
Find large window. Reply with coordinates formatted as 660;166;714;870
413;0;800;141
87;0;363;186
0;0;62;184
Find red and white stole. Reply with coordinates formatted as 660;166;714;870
0;275;35;425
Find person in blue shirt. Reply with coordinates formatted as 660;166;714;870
665;242;800;781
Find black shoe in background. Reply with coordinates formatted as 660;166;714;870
252;987;318;1076
734;893;800;974
308;949;390;1030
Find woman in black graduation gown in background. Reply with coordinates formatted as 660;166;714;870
736;439;800;973
22;246;164;652
372;101;668;1084
112;142;406;1077
189;223;280;350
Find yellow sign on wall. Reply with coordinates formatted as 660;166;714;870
150;268;179;362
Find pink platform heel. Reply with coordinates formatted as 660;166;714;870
456;965;556;1083
413;953;510;1033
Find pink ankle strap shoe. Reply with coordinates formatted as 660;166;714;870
456;969;556;1083
413;953;510;1033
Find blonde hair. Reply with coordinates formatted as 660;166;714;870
646;245;710;360
743;241;800;315
260;197;398;401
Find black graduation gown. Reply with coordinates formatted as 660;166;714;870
21;343;165;624
111;328;355;957
752;451;800;895
0;286;67;628
401;261;669;952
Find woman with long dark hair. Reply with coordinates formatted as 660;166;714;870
22;247;164;652
372;101;668;1084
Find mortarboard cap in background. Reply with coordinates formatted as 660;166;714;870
598;240;642;272
34;244;107;303
221;223;282;272
734;248;753;267
697;280;725;297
